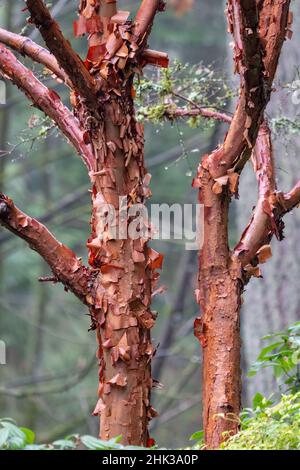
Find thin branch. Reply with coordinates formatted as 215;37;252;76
25;0;97;108
165;106;232;124
0;193;90;303
0;27;72;87
0;44;94;169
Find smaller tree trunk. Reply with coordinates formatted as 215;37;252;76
200;272;242;449
195;176;243;449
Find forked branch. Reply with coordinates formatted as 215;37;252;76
25;0;97;108
0;44;94;169
0;194;90;303
205;0;291;179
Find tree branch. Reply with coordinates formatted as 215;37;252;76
0;27;72;87
0;44;94;169
284;181;300;211
206;0;291;179
25;0;97;108
0;193;90;303
134;0;165;43
234;120;300;272
165;107;232;124
234;121;276;268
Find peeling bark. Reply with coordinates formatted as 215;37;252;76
194;164;243;448
71;0;166;445
25;0;98;108
86;97;160;445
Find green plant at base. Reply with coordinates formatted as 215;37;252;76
221;392;300;450
0;418;152;450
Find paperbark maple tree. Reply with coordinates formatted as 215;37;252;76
192;0;300;449
0;0;168;446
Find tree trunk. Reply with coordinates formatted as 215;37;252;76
195;174;243;449
84;94;159;445
200;272;242;449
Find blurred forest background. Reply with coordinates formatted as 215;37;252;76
0;0;299;448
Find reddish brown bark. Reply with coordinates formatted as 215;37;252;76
234;122;300;271
88;100;159;444
72;0;165;446
25;0;98;108
193;0;292;449
0;27;72;86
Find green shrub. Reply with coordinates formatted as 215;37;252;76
221;392;300;450
0;419;148;450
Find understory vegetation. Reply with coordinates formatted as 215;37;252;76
1;322;299;451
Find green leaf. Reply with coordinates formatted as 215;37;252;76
189;430;204;441
80;435;108;450
0;428;9;448
257;342;283;360
52;439;76;450
20;427;35;445
252;393;264;410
